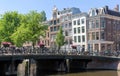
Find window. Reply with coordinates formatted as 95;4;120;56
101;20;105;28
78;27;80;33
73;20;76;25
89;21;92;29
92;32;95;40
96;20;99;28
70;39;72;44
69;22;72;28
62;24;65;29
82;35;85;42
64;16;68;21
65;31;68;36
91;21;95;28
68;16;71;20
54;26;56;31
96;32;99;40
69;29;72;36
101;32;105;40
47;32;49;37
51;35;56;41
74;36;77;42
74;28;76;34
81;19;85;24
92;10;95;16
54;20;56;25
88;33;90;40
50;21;53;25
77;19;80;25
82;26;85;33
53;13;57;19
78;36;81;42
58;12;60;15
57;19;59;23
50;27;53;32
65;24;67;28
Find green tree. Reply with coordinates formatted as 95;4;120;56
41;11;47;21
26;11;48;46
55;26;65;52
11;24;32;47
0;10;47;47
0;11;21;43
11;11;48;47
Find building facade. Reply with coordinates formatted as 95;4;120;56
42;5;120;53
44;6;81;48
87;5;120;52
72;13;88;51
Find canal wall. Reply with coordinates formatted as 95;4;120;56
87;60;120;70
17;60;26;76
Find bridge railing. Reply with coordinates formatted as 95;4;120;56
0;47;119;57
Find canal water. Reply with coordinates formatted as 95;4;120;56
17;61;120;76
39;70;120;76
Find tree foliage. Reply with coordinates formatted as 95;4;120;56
0;10;47;47
0;11;21;43
25;11;48;45
55;26;65;51
11;24;32;47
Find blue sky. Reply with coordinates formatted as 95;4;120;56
0;0;119;19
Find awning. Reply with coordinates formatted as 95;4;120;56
2;42;11;45
88;40;114;44
71;45;77;49
38;41;44;46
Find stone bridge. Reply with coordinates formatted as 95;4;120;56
0;47;120;76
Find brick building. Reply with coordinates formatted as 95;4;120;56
87;5;120;52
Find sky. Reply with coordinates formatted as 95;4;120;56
0;0;119;19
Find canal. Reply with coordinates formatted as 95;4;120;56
17;62;120;76
17;60;120;76
46;70;120;76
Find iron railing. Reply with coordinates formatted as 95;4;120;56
0;47;119;57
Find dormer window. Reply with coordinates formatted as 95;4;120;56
99;8;105;15
89;9;97;16
92;10;95;16
96;9;99;15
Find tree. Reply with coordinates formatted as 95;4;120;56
55;26;65;52
0;10;47;47
41;11;47;21
26;11;48;46
11;11;48;47
0;11;21;43
11;24;32;47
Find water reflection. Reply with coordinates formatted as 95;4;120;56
117;71;120;76
46;70;120;76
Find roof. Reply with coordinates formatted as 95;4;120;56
107;10;120;17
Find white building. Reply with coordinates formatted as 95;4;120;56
72;13;88;51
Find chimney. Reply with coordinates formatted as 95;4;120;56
104;5;109;11
105;6;108;10
114;4;119;12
